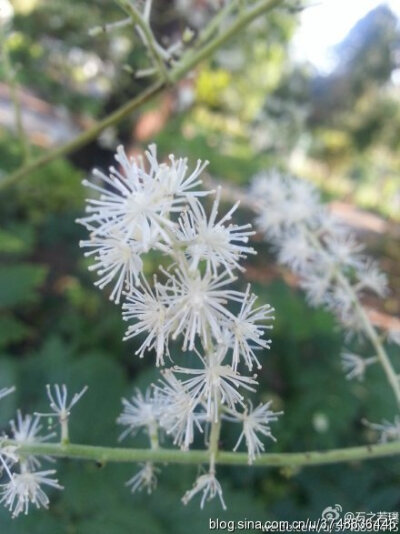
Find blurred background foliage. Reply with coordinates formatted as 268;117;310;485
0;0;399;532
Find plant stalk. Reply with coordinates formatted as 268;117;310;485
3;439;399;467
0;0;285;191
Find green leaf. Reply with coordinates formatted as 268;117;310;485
0;263;48;309
0;225;35;256
0;357;17;426
0;314;31;348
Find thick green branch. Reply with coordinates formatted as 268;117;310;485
3;440;400;467
0;0;285;191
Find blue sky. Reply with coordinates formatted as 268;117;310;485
292;0;400;72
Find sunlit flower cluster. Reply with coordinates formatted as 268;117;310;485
79;144;280;508
250;170;389;379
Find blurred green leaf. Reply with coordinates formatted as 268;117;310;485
0;263;47;309
0;315;31;348
0;225;35;256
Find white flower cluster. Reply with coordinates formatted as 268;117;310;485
249;170;400;447
79;145;280;508
250;170;389;379
0;385;87;518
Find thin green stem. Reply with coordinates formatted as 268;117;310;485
195;0;239;48
305;229;400;408
1;32;30;162
2;439;399;467
60;416;69;446
116;0;169;81
0;0;285;191
336;270;400;407
148;421;159;450
169;0;283;83
208;400;222;473
0;80;164;190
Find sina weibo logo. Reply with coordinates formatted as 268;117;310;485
321;504;343;521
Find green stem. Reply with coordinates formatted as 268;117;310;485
169;0;283;83
3;439;399;467
195;0;239;48
0;80;164;190
336;269;400;407
116;0;169;80
60;416;70;446
208;402;222;473
1;32;30;163
306;229;400;408
148;421;159;450
0;0;285;191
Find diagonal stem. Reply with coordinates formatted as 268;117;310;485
305;229;400;408
0;0;285;191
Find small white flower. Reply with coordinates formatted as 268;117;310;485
334;299;366;339
324;234;364;269
125;462;159;494
78;146;174;247
251;173;319;237
39;384;88;424
122;276;171;366
80;230;143;304
117;388;161;441
285;179;319;227
0;469;63;518
10;412;56;469
145;145;209;203
340;352;377;381
161;267;243;351
0;443;19;481
315;211;345;238
365;416;400;443
157;370;204;450
300;266;334;307
325;284;356;318
0;391;17;478
277;230;315;272
174;348;258;421
254;206;287;240
356;259;388;297
231;401;281;464
36;385;88;443
175;187;255;276
182;472;226;510
78;144;209;251
250;171;290;238
249;170;288;208
225;285;274;371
